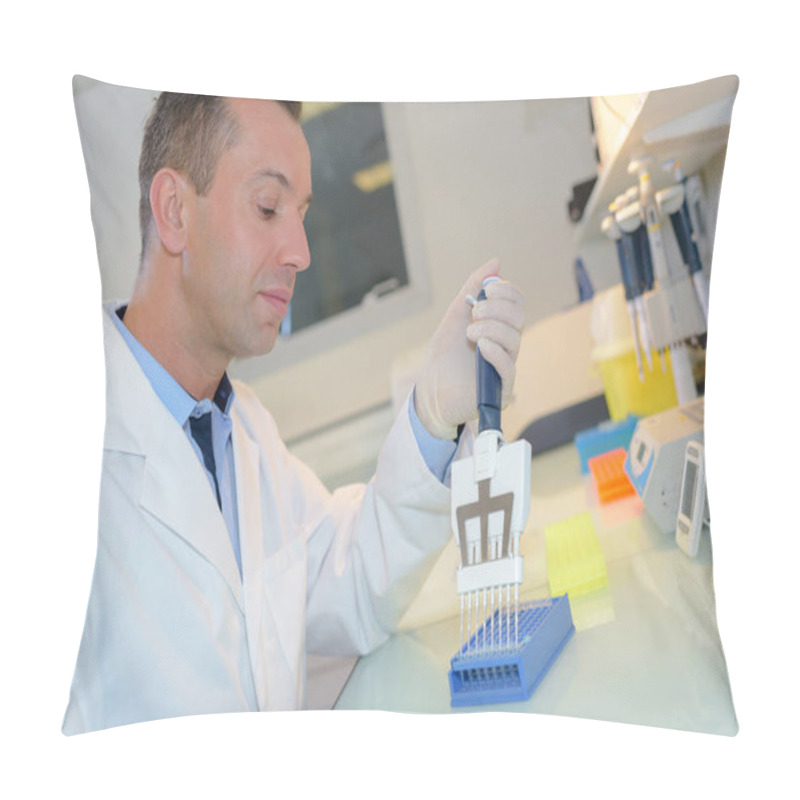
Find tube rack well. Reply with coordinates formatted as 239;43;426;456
448;595;574;707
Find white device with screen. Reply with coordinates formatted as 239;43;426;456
625;397;704;533
675;440;706;557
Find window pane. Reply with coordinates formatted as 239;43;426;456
288;102;409;334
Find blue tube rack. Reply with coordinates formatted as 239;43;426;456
448;595;574;707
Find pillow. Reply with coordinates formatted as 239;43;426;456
66;74;738;737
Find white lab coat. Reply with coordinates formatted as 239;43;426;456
62;305;452;735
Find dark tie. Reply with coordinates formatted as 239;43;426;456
190;412;222;509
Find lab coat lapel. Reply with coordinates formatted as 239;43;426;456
233;422;270;707
233;408;305;710
139;426;243;607
102;305;243;608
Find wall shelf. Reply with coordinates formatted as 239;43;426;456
576;75;739;245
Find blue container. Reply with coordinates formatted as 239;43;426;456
448;595;574;707
574;414;639;474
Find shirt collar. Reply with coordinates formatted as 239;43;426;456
112;304;235;425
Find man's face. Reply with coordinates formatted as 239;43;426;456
182;98;312;363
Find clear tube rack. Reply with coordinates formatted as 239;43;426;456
448;595;574;707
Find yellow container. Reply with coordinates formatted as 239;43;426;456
595;344;678;422
545;512;608;600
590;285;679;422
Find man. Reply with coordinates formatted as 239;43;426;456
62;93;524;734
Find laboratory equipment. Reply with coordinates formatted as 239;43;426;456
627;155;705;406
602;208;645;380
451;276;532;654
675;440;708;558
657;159;710;322
574;414;639;474
480;299;609;455
448;595;574;707
607;194;655;377
589;284;677;422
624;397;704;533
448;278;575;707
629;156;677;285
588;447;636;504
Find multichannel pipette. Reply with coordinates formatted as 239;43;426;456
448;276;574;707
451;276;531;655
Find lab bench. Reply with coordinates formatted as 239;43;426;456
331;443;737;735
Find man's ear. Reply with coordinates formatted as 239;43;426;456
149;168;190;255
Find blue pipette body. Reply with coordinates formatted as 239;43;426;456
634;224;654;291
476;276;503;434
669;203;703;276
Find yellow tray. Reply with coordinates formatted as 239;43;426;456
545;512;608;599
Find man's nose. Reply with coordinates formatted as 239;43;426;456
279;213;311;272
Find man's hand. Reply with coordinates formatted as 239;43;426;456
414;258;525;440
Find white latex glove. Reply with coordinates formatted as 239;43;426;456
415;258;525;440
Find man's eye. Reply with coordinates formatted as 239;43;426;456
259;206;276;219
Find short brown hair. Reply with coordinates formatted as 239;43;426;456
138;93;302;256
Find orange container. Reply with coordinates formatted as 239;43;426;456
588;447;636;504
